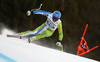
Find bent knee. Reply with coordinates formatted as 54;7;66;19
45;31;53;37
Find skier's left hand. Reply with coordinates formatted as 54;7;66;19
26;10;31;16
56;41;62;47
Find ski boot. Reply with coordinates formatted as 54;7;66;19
28;36;37;43
15;33;22;39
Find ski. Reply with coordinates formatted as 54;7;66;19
7;34;22;39
78;46;98;56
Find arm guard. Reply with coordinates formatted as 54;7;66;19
33;10;52;17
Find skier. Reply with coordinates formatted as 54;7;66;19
16;10;63;47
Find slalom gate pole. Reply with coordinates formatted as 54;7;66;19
82;24;88;38
78;46;98;56
77;24;98;56
77;24;88;56
77;50;79;56
89;46;98;51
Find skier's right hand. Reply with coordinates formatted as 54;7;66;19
26;10;31;16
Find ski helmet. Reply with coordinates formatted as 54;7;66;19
53;11;61;18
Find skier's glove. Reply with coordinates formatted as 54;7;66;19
56;41;62;47
26;10;31;16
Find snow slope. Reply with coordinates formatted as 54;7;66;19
0;29;98;62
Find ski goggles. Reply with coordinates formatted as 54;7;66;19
53;16;59;20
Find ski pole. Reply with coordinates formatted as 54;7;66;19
31;4;43;12
61;45;63;52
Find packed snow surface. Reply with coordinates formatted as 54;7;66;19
0;29;98;62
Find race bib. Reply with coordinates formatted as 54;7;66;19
46;14;61;30
46;19;56;29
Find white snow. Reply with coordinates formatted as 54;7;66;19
0;29;98;62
